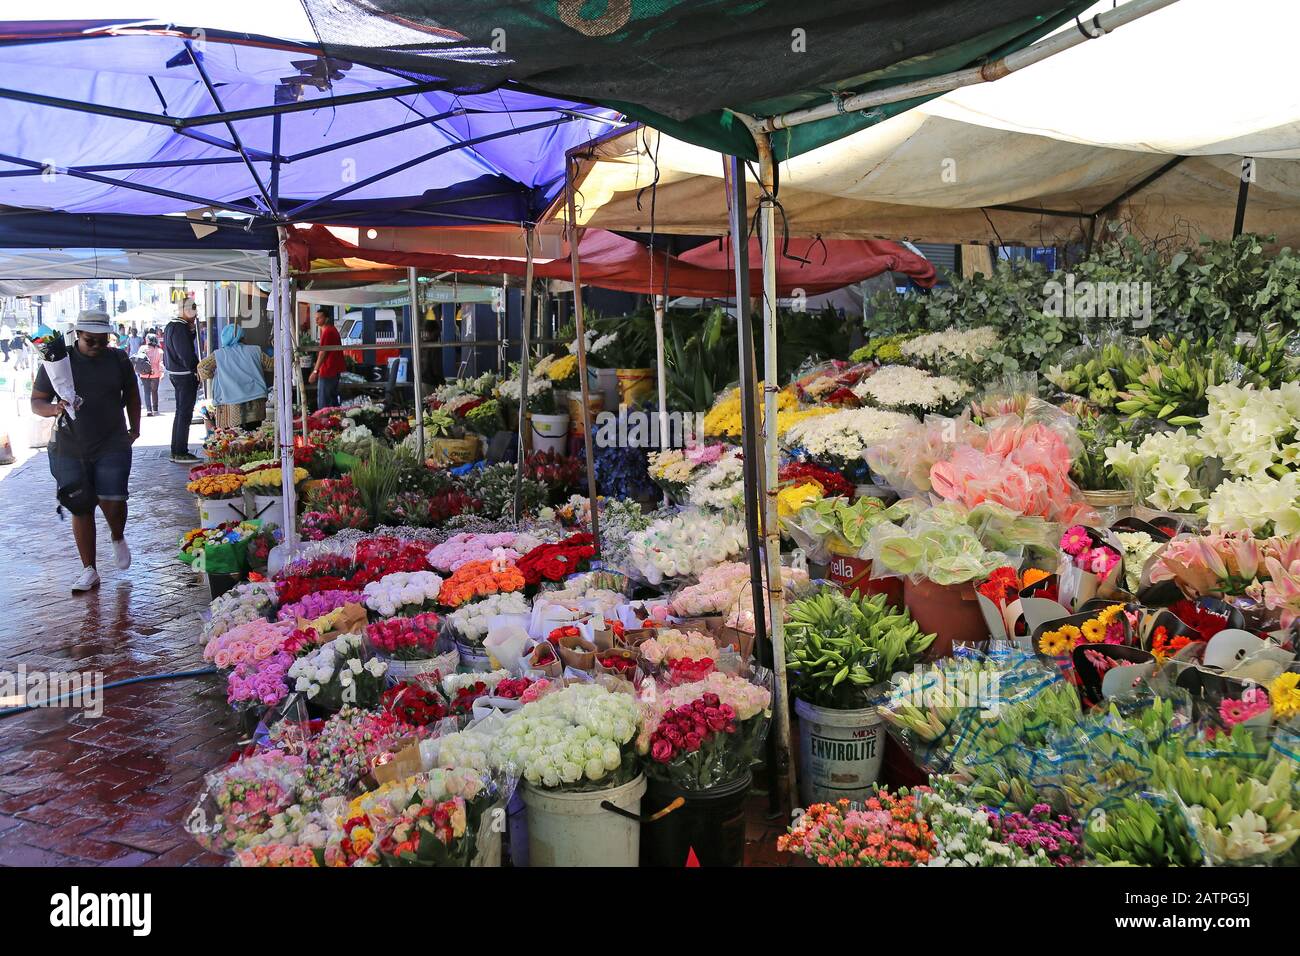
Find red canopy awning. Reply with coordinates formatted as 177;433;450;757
288;225;935;295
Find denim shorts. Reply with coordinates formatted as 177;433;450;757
48;447;133;501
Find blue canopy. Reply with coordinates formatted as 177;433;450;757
0;21;619;228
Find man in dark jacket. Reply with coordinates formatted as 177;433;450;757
164;298;201;464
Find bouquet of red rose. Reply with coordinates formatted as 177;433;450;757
525;450;585;499
366;611;442;660
356;537;431;573
641;679;771;791
517;533;597;587
382;681;449;726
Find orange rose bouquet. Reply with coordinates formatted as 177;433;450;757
438;559;526;608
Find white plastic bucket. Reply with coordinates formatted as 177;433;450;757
455;640;495;672
522;773;646;867
588;367;620;410
530;413;569;455
794;699;884;806
198;497;247;529
247;494;282;523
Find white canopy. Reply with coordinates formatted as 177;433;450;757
558;0;1300;247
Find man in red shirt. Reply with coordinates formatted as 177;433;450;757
308;307;346;409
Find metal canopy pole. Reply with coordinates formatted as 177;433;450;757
1233;157;1253;238
513;228;536;522
274;228;298;552
565;157;602;555
754;133;796;816
408;267;425;462
723;155;771;675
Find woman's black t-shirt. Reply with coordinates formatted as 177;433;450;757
34;346;136;459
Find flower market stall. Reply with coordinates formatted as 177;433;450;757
15;0;1300;880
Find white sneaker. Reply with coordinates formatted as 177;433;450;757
113;537;132;570
71;566;100;593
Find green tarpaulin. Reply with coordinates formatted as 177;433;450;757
300;0;1096;159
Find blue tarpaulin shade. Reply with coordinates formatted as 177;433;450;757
0;20;618;226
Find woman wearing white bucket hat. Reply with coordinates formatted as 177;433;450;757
30;311;142;593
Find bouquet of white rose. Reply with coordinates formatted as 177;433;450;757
363;570;444;618
491;683;640;790
287;633;387;711
624;510;747;585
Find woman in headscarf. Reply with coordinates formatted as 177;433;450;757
198;323;274;429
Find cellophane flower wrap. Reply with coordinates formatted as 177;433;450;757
340;767;509;867
203;580;278;643
624;510;746;585
490;683;640;791
637;669;772;790
287;633;387;711
188;750;305;855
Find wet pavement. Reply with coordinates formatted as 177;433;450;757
0;412;236;867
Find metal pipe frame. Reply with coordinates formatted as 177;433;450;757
513;228;536;522
753;133;796;817
408;266;425;462
565;157;602;555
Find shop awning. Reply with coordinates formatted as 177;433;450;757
554;0;1300;246
287;224;936;296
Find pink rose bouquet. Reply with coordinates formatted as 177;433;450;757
203;619;294;670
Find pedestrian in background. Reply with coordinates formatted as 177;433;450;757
307;306;344;409
164;298;201;464
135;332;164;416
30;311;141;593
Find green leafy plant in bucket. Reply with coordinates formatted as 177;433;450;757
784;590;935;710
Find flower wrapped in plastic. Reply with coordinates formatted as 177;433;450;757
287;633;387;711
490;683;641;791
636;669;772;790
342;767;510;867
187;750;305;855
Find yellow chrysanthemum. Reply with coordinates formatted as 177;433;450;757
776;406;836;436
547;354;578;383
704;385;799;438
777;481;825;521
1271;672;1300;719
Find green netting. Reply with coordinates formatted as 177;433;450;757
302;0;1096;158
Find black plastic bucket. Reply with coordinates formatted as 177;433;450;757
641;772;752;867
206;572;243;601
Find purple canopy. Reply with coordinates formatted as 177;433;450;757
0;22;619;226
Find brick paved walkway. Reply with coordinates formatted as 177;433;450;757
0;419;238;867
